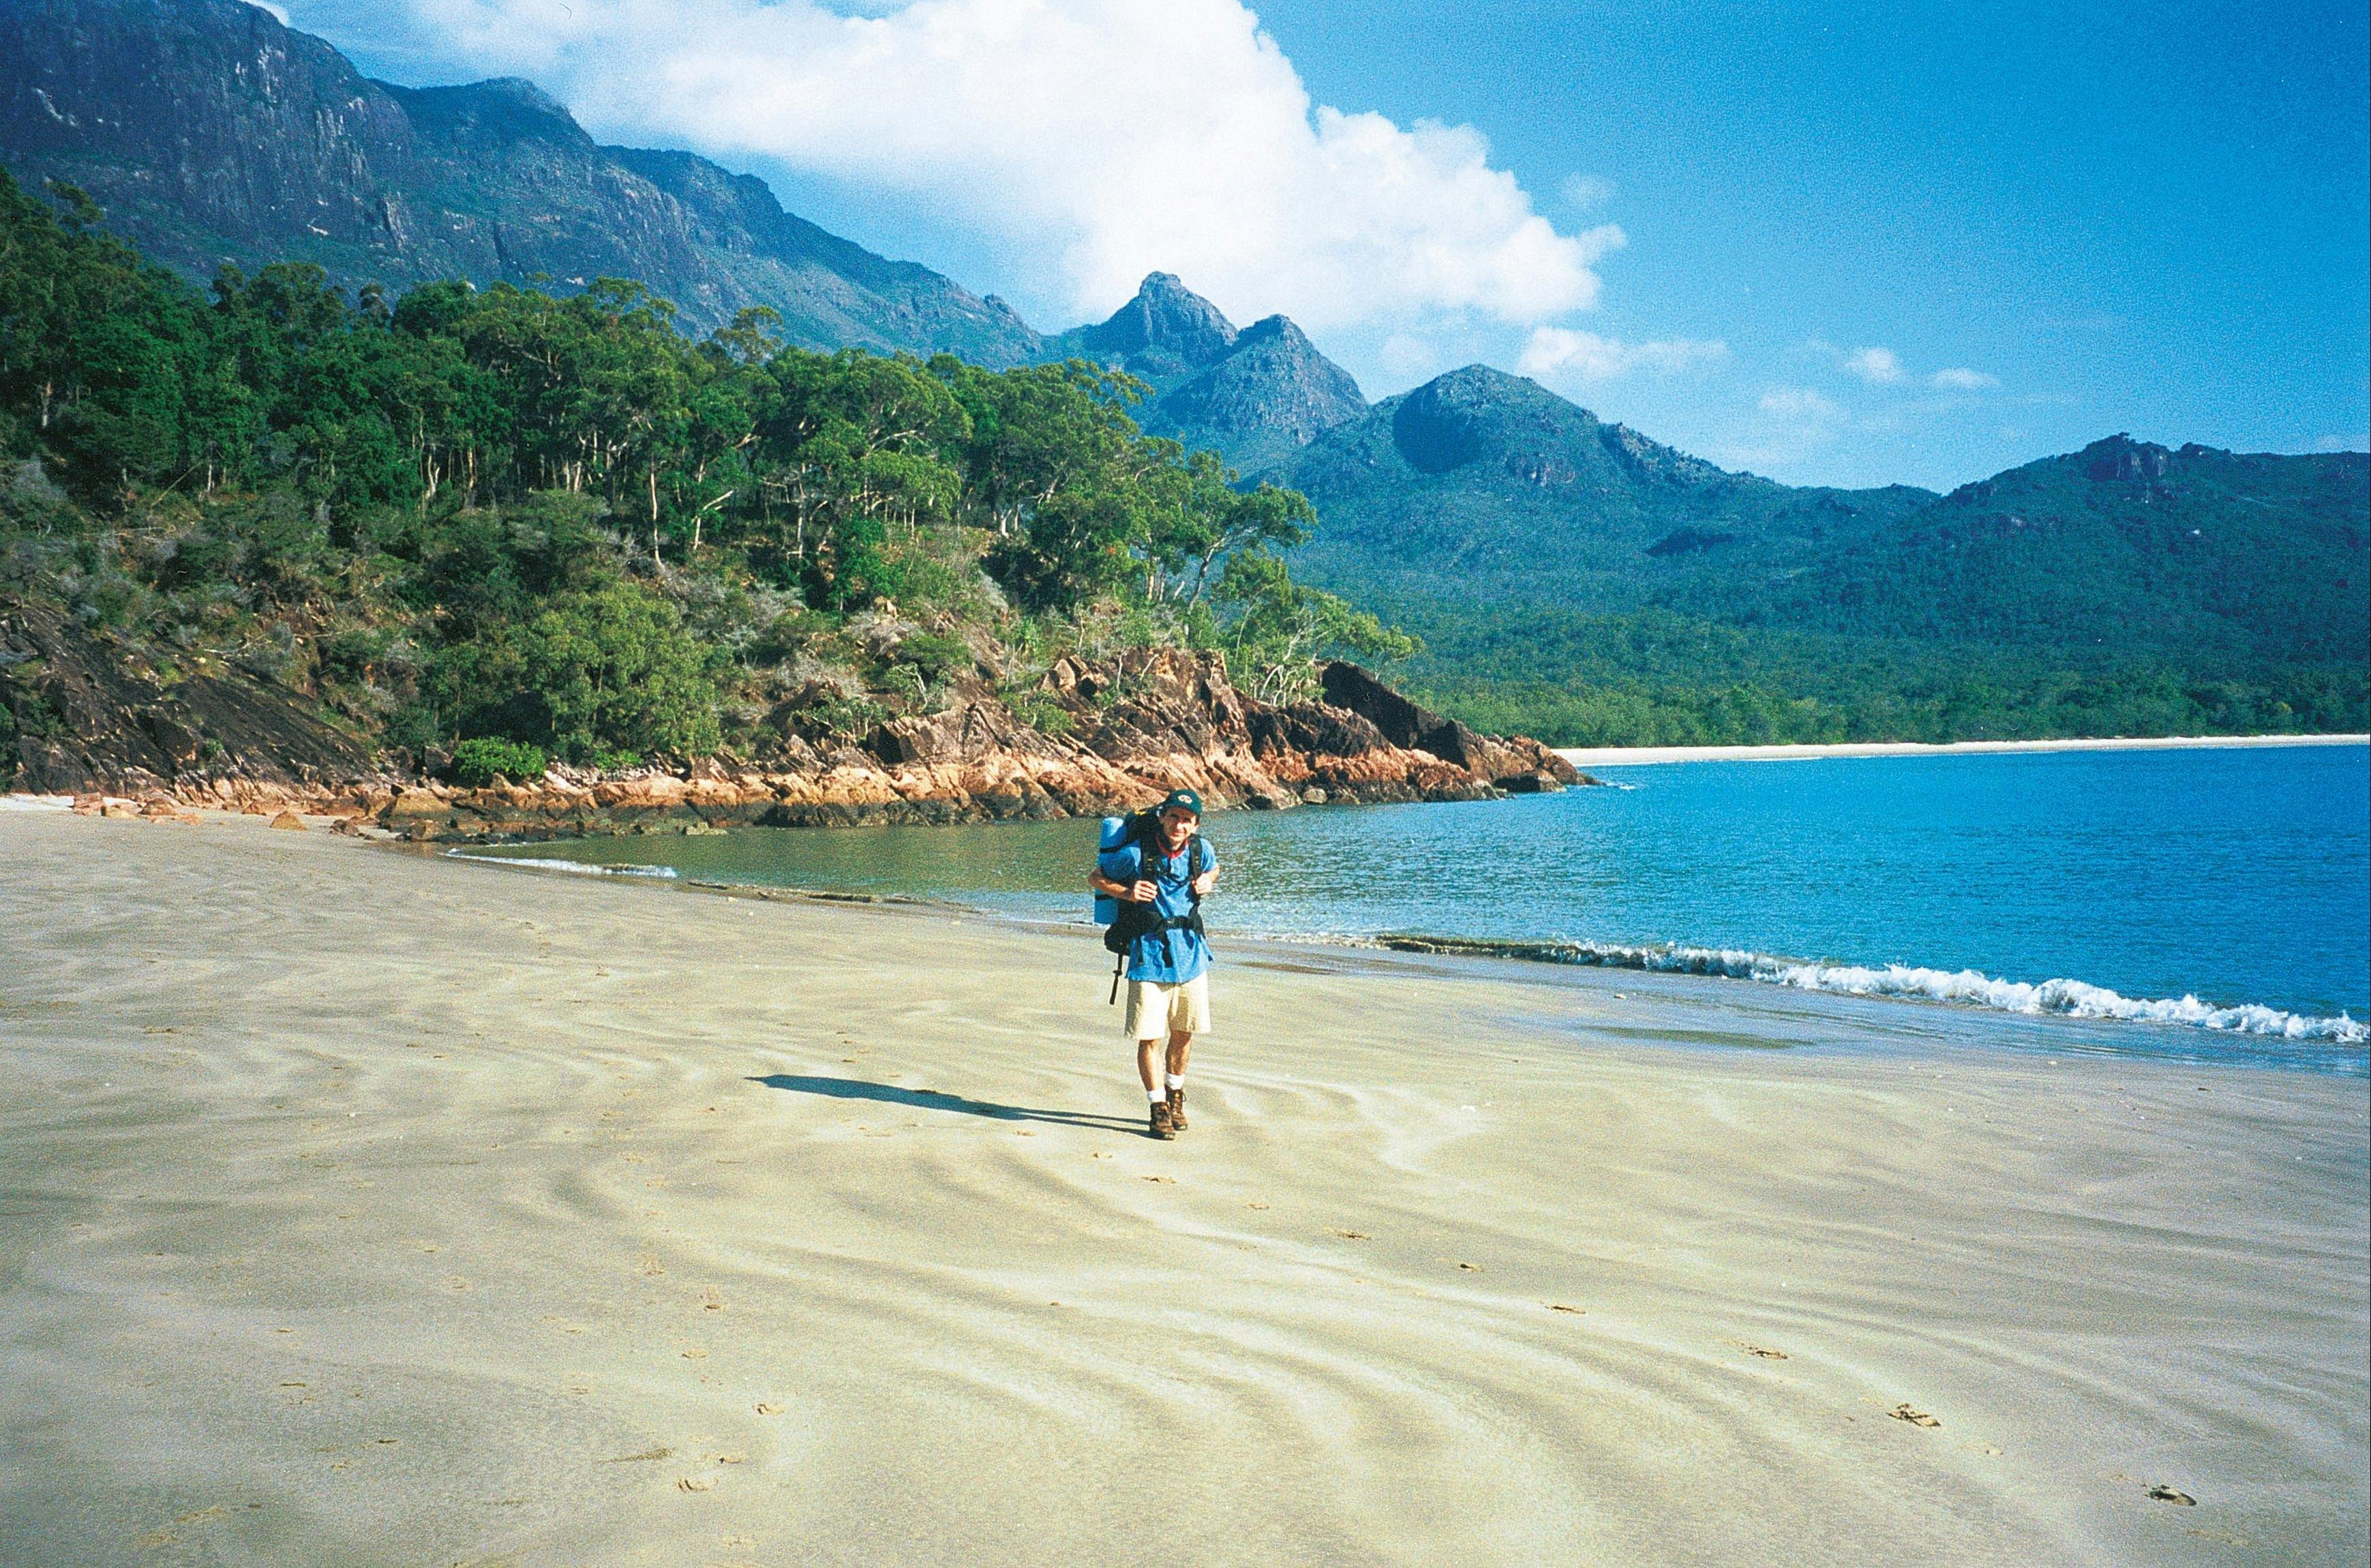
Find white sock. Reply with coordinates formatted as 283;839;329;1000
1165;1074;1185;1091
1148;1086;1166;1104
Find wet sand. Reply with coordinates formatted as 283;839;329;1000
1;809;2364;1565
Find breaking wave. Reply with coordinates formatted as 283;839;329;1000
1353;934;2370;1045
445;850;678;879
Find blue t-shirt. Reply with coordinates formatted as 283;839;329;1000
1099;835;1216;983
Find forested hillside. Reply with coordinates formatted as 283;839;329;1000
0;172;1406;785
1279;367;2368;743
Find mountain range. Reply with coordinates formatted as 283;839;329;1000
4;0;2364;742
0;0;1371;471
1272;365;2366;668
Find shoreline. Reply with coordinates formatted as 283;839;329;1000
1555;732;2369;767
3;807;2366;1564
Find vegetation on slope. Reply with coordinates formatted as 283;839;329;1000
0;172;1408;781
1279;367;2367;744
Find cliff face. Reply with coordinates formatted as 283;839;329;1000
1;594;377;791
0;0;1042;359
5;602;1582;836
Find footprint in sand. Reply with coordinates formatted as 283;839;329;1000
680;1346;708;1360
1456;1263;1483;1272
676;1475;715;1492
1333;1230;1371;1241
1143;1175;1177;1184
1548;1303;1586;1314
755;1403;784;1415
1739;1344;1789;1360
1887;1403;1942;1428
2148;1484;2198;1506
1245;1202;1269;1210
603;1447;671;1464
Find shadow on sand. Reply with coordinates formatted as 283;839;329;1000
748;1074;1147;1134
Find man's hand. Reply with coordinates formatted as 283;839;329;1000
1191;868;1218;897
1127;879;1158;903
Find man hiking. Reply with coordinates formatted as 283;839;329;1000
1089;789;1220;1140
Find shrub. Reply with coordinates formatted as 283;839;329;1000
450;736;548;787
889;630;973;681
1002;687;1075;737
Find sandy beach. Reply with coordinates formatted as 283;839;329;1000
1;809;2364;1566
1556;734;2371;768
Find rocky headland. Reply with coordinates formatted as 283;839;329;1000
6;593;1585;839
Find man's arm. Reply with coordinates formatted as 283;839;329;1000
1090;847;1157;903
1191;839;1218;898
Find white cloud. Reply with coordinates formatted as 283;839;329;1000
1714;385;1847;472
1842;346;1904;385
1378;334;1441;382
1931;367;1998;389
1559;173;1616;212
1758;387;1841;419
1517;327;1728;387
350;0;1619;332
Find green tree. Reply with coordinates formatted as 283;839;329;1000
1215;547;1419;704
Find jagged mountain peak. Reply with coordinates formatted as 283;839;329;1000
1156;310;1366;475
1077;271;1239;371
1235;313;1305;348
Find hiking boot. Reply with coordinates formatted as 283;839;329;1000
1149;1100;1177;1140
1166;1087;1188;1132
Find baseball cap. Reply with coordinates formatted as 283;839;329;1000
1158;788;1204;817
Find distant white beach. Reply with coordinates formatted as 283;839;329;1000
1556;733;2370;768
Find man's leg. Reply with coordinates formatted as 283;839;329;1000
1131;989;1175;1138
1164;1030;1193;1130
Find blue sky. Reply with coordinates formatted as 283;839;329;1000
292;0;2367;492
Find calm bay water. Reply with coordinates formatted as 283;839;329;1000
472;744;2370;1068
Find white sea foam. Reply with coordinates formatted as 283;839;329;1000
445;851;678;879
1319;933;2370;1046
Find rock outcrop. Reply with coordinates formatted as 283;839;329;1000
1;596;376;794
5;603;1591;839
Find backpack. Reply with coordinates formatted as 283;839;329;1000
1096;811;1207;1000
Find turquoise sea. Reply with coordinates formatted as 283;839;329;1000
467;743;2370;1073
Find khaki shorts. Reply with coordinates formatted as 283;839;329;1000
1124;973;1211;1040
